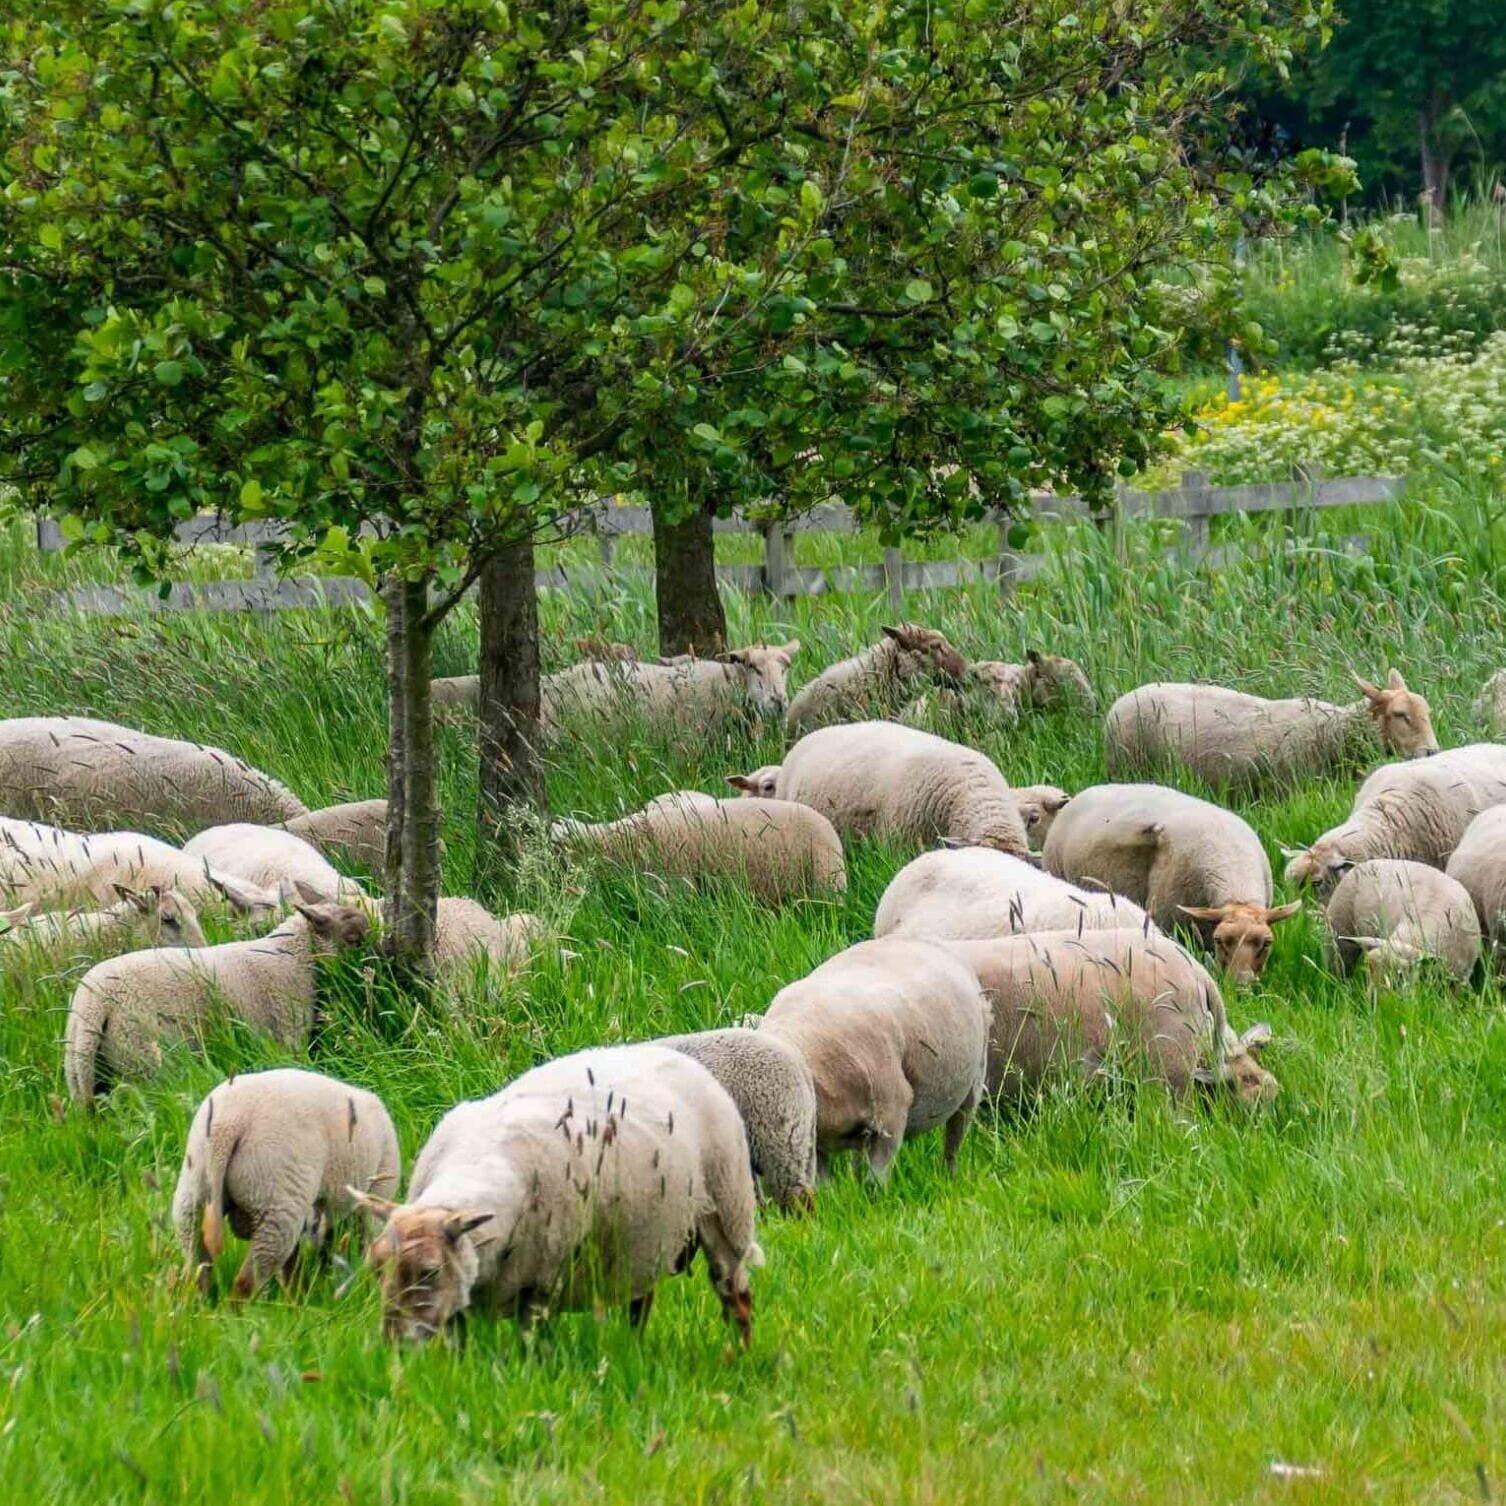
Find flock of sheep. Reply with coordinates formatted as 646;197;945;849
8;620;1506;1350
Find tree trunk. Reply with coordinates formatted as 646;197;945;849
1419;102;1452;225
382;572;440;972
652;498;726;657
477;536;545;891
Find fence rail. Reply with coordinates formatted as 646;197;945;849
37;468;1406;617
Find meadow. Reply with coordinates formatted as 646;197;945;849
3;473;1506;1504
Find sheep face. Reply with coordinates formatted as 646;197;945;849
1197;1024;1279;1105
726;765;781;799
291;886;372;953
361;1202;492;1344
113;883;207;948
1357;936;1423;991
1178;901;1301;985
717;642;801;721
1014;786;1071;850
880;624;967;685
1284;842;1353;896
1354;670;1438;759
1024;651;1097;712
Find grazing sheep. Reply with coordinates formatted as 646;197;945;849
1475;670;1506;738
173;1068;401;1299
0;884;206;954
357;1044;763;1346
0;716;306;833
873;846;1151;942
1323;859;1481;984
551;793;846;904
739;721;1030;855
786;625;967;734
1446;806;1506;950
1285;744;1506;893
760;937;990;1178
63;888;371;1102
1043;783;1298;983
184;823;363;902
901;654;1094;734
661;1028;819;1212
0;819;279;918
1014;785;1072;850
572;635;638;662
948;928;1278;1104
283;800;387;874
1104;672;1438;789
434;898;542;980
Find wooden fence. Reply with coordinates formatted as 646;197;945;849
37;469;1406;617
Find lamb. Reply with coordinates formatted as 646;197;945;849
0;884;206;954
759;937;990;1178
283;800;387;875
948;928;1278;1104
660;1028;819;1212
1285;744;1506;893
1445;806;1506;949
1104;672;1438;788
0;819;280;918
0;715;306;833
873;845;1151;943
356;1043;763;1346
1014;785;1072;850
1323;859;1481;984
172;1068;401;1299
735;721;1030;855
550;793;846;904
902;652;1095;731
785;625;966;734
183;823;364;901
63;886;371;1102
1043;782;1299;983
1475;670;1506;737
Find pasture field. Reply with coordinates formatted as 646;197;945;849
2;504;1506;1504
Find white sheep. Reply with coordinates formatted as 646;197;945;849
433;898;543;981
173;1068;401;1298
184;822;364;901
1043;782;1299;983
0;884;206;954
1446;806;1506;951
1285;744;1506;892
0;715;306;833
785;625;967;734
1013;785;1072;850
1475;670;1506;738
660;1027;819;1211
551;792;846;904
1323;859;1481;984
63;887;371;1103
873;845;1151;943
759;936;990;1179
283;800;387;874
948;927;1278;1104
736;721;1030;855
356;1043;763;1346
1104;672;1438;789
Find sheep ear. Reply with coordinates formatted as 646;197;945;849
113;882;150;913
0;901;34;930
292;878;330;905
1264;901;1303;924
1239;1022;1274;1054
348;1187;399;1220
880;625;910;645
1191;1066;1221;1095
208;871;279;914
1352;673;1383;702
1350;936;1384;953
725;775;758;793
777;640;801;662
1044;792;1071;813
444;1211;494;1243
1176;904;1229;922
1386;668;1407;690
294;900;342;934
1025;648;1042;666
1283;851;1317;884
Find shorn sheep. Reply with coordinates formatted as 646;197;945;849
173;1068;400;1299
356;1044;763;1346
1043;782;1299;982
64;885;371;1102
1285;744;1506;893
0;716;306;833
551;792;846;904
737;721;1030;855
183;823;364;901
785;625;966;734
1104;671;1437;788
1446;806;1506;952
1323;859;1481;984
760;937;990;1179
283;800;387;875
949;928;1278;1104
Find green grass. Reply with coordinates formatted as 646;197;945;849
5;508;1506;1503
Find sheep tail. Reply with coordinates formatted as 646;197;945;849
200;1118;241;1261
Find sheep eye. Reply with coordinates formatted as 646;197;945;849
162;915;180;931
1393;710;1412;723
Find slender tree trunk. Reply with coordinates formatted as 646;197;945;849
652;498;726;657
477;536;545;891
1419;101;1452;225
382;572;440;971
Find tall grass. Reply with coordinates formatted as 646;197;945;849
3;510;1506;1502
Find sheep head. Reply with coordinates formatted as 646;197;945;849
113;882;207;948
1177;901;1301;984
1024;650;1098;712
1353;669;1438;759
1013;785;1071;850
1196;1023;1279;1106
1283;841;1355;895
291;880;372;952
726;766;780;799
880;624;967;685
715;642;800;721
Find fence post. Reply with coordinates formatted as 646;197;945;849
883;545;905;618
763;522;794;598
1180;470;1210;556
995;514;1019;597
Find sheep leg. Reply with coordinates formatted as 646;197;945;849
863;1085;914;1183
942;1087;979;1175
231;1211;304;1301
629;1290;655;1333
175;1196;213;1298
696;1214;755;1350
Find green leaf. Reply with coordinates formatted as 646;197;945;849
903;279;934;304
154;360;185;388
239;478;264;511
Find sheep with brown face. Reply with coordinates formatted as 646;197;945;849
785;625;966;734
1043;783;1299;984
357;1044;762;1348
1105;671;1437;790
